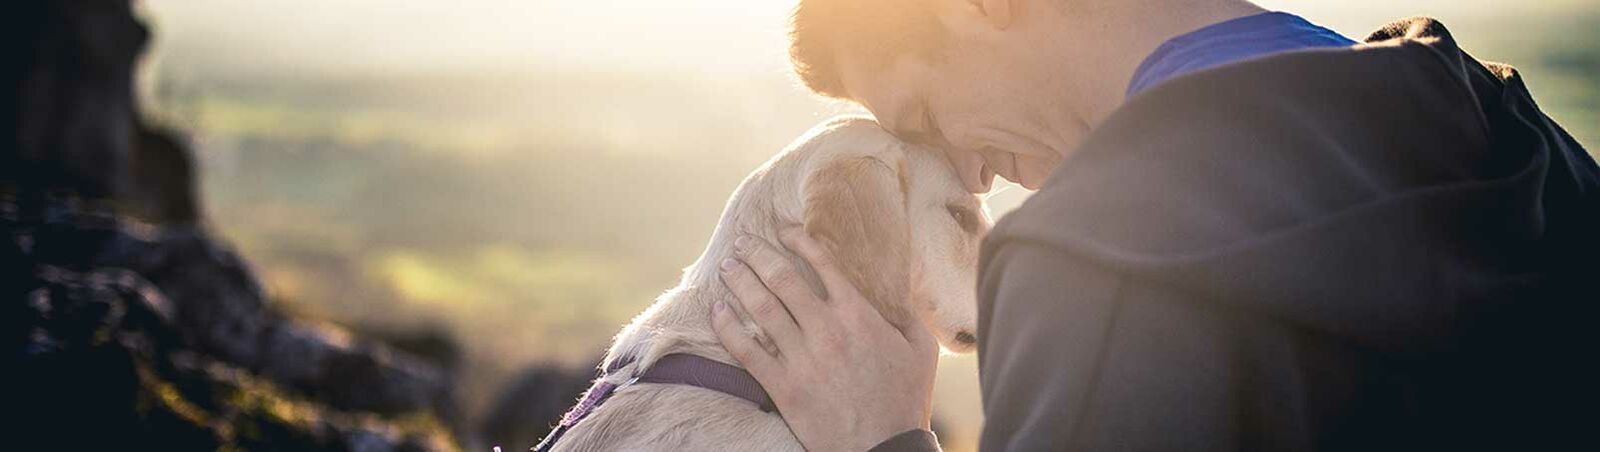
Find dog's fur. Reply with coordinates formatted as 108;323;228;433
550;117;990;451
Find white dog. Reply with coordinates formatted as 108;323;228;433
540;117;990;451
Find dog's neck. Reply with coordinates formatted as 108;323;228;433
600;184;803;381
600;234;783;381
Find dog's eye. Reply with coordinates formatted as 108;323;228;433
947;204;979;234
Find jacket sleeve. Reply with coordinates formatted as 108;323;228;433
976;241;1261;451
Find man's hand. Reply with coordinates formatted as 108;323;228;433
711;228;940;452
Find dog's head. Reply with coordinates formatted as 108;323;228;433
775;117;990;353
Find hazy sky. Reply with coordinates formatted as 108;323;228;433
144;0;1590;76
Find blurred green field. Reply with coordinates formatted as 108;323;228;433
139;2;1596;450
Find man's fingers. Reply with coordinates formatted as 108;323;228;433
778;229;886;329
733;235;823;314
777;227;853;305
710;300;781;378
719;258;802;352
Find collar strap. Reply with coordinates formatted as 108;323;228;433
533;353;775;451
634;353;777;413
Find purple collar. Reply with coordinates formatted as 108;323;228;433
633;353;777;411
533;353;775;451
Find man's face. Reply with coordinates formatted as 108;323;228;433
839;36;1087;193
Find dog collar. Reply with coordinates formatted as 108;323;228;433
533;353;776;451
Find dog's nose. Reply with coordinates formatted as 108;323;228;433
955;331;977;345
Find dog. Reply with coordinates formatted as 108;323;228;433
543;117;990;451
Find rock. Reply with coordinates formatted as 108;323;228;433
2;0;142;199
127;125;201;224
8;263;458;451
105;225;458;418
4;1;465;450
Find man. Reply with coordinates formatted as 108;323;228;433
710;0;1598;450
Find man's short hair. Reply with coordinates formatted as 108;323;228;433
789;0;945;99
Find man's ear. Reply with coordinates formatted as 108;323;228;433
802;154;916;329
964;0;1015;29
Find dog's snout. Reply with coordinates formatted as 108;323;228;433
955;331;977;345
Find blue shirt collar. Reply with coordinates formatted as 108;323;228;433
1125;12;1356;98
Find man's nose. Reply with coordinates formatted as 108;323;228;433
945;148;993;193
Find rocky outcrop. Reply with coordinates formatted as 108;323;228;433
10;251;455;451
4;1;462;450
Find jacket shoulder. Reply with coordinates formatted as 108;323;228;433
991;31;1496;263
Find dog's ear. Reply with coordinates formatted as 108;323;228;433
802;154;915;329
